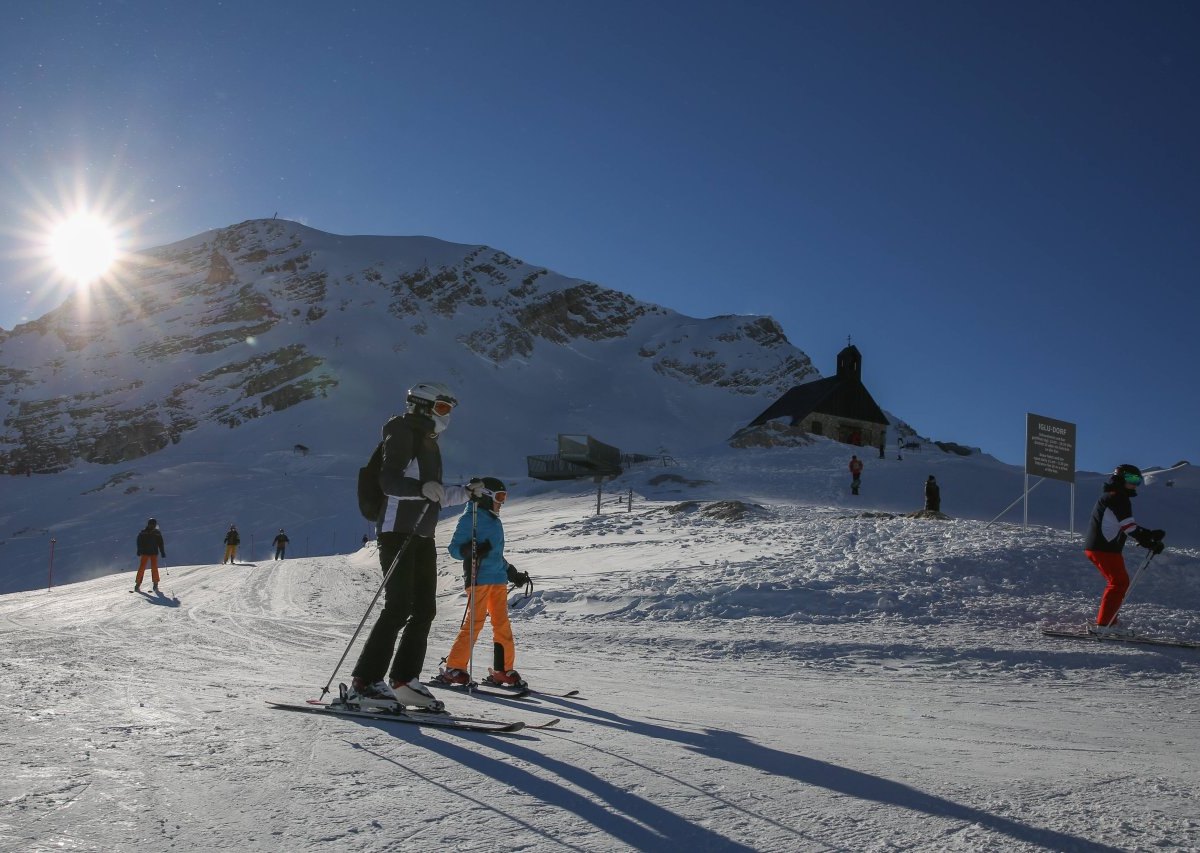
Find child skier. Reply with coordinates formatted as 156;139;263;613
1083;464;1166;633
435;477;532;690
134;518;166;593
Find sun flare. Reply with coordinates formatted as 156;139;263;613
47;214;118;284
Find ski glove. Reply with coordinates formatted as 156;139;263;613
420;481;445;503
474;540;492;558
506;563;531;587
1131;527;1166;553
465;478;487;499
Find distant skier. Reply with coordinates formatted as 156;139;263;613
1083;464;1166;634
273;529;290;560
223;524;240;564
346;381;484;711
434;477;533;691
924;476;941;512
134;518;166;593
849;455;863;495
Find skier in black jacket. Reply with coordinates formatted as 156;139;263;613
347;381;483;711
924;476;941;512
272;529;289;560
222;525;240;564
1083;464;1165;633
135;518;166;593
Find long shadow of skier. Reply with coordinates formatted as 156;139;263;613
496;701;1123;852
345;729;759;851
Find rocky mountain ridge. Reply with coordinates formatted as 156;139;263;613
0;219;817;475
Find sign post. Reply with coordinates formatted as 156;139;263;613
1025;413;1077;532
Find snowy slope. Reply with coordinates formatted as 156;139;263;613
2;474;1198;851
5;428;1199;596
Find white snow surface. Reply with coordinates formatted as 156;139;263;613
3;444;1199;852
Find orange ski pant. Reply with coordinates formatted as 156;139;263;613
135;555;160;586
446;584;515;672
1086;549;1129;627
223;545;237;564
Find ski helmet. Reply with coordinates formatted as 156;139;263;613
406;381;457;434
474;476;508;513
1112;463;1143;490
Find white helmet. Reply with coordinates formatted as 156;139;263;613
406;381;457;433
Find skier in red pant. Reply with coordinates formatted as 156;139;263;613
1083;464;1165;634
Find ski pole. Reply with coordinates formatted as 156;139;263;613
317;501;431;701
466;499;479;685
1102;551;1156;628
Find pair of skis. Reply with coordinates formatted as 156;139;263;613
267;699;557;734
269;681;580;735
424;678;583;701
1042;627;1199;649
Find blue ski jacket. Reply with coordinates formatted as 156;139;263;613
448;506;508;586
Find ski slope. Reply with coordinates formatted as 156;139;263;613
2;488;1198;851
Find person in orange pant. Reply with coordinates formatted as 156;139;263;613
434;478;532;690
134;518;166;593
222;524;240;564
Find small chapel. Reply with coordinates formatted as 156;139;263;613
743;342;889;449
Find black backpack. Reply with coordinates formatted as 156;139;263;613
357;442;384;521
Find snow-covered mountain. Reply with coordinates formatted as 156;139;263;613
0;219;820;589
2;219;1198;594
2;229;1198;849
0;218;813;476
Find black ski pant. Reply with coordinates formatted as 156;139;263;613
351;531;437;685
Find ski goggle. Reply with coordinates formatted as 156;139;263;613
483;488;507;506
430;399;454;417
1121;472;1143;486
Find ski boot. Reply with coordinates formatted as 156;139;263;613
485;669;528;689
390;679;445;713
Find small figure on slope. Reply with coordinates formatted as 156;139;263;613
1083;464;1166;634
848;455;863;496
435;477;533;691
134;518;166;593
346;381;484;712
924;475;941;512
223;525;240;565
273;528;289;560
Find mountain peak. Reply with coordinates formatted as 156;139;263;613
0;221;815;476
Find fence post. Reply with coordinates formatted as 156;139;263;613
48;537;56;590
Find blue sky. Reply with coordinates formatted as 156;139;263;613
2;1;1197;473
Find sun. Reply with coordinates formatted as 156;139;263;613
47;214;119;284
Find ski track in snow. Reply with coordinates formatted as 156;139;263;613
2;498;1198;851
